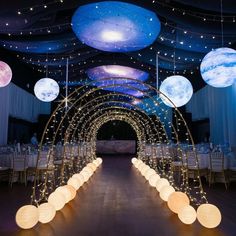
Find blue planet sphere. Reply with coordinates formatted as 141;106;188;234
71;1;161;52
34;78;59;102
159;75;193;108
200;47;236;88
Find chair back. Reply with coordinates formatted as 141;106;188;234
11;152;27;171
210;152;225;172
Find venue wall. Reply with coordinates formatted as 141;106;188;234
0;83;51;145
186;84;236;148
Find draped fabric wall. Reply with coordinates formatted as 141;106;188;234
0;83;51;145
186;84;236;147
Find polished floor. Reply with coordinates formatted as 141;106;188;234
0;156;236;236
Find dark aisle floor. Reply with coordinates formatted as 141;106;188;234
0;156;236;236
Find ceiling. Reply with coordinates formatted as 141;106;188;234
0;0;235;96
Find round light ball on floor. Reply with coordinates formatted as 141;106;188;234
38;203;56;224
145;169;156;180
160;75;193;107
136;160;144;170
72;173;85;185
200;47;236;88
197;204;221;228
97;158;103;164
149;174;160;187
15;205;39;229
67;177;82;190
48;191;66;211
178;205;197;224
138;163;146;172
56;186;71;203
82;166;93;176
156;178;170;192
93;159;100;167
34;78;59;102
80;170;91;182
167;192;190;214
87;163;97;172
65;185;77;200
141;165;150;176
0;61;12;87
131;157;138;164
159;185;175;201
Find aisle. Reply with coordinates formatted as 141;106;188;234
1;156;231;236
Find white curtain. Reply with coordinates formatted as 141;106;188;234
0;85;10;145
186;84;236;147
0;83;51;145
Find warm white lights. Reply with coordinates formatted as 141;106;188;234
197;204;222;228
159;185;175;201
155;178;170;192
38;203;56;224
167;192;190;214
67;177;82;190
15;205;39;229
178;205;197;224
48;191;66;211
149;174;160;187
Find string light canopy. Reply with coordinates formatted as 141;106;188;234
71;1;161;52
0;61;12;87
159;75;193;107
34;78;59;102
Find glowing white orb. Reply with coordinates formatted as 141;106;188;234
131;157;138;164
80;170;91;182
159;185;175;201
149;174;160;187
34;78;59;102
178;205;197;224
200;47;236;88
156;178;170;192
167;192;190;214
15;205;39;229
141;165;150;176
65;185;77;200
48;191;66;211
38;203;56;224
87;163;97;172
82;166;93;176
160;75;193;107
97;158;103;164
93;159;100;167
72;173;85;185
197;204;222;228
0;61;12;87
145;169;156;180
56;186;71;203
67;177;82;190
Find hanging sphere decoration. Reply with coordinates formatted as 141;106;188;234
200;47;236;88
0;61;12;87
34;78;59;102
160;75;193;107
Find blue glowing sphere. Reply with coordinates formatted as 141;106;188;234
200;47;236;88
160;75;193;107
71;1;161;52
34;78;59;102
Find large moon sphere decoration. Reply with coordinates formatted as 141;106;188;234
71;1;161;52
0;61;12;87
160;75;193;107
200;47;236;88
34;78;59;102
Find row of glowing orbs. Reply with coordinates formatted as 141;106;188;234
131;158;221;228
15;157;103;229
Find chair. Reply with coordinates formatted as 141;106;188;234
10;152;28;187
186;151;208;181
209;152;228;189
0;167;10;182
